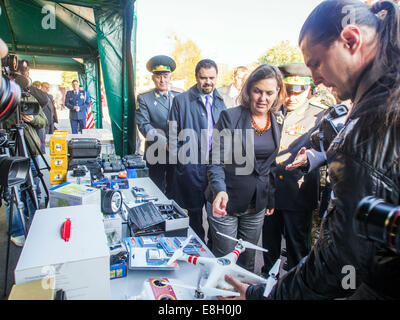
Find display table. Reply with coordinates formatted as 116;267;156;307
110;227;213;300
110;177;214;300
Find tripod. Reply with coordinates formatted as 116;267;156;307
5;122;50;210
1;120;50;297
2;184;28;297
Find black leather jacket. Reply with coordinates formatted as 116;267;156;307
247;62;400;300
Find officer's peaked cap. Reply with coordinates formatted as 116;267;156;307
146;55;176;74
279;62;313;92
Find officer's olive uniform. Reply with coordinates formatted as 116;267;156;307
135;55;179;193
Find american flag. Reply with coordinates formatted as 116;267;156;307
86;100;95;129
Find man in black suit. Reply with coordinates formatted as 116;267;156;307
136;55;181;193
168;59;226;242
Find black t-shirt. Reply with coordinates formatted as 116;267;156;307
250;128;276;208
254;128;275;161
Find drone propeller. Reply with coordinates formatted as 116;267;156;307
216;232;269;253
160;280;240;298
166;235;193;266
264;259;281;297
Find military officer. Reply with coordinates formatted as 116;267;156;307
262;62;327;273
65;79;90;134
136;55;181;193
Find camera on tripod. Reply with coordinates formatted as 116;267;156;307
0;54;31;188
354;196;400;255
310;104;349;153
0;130;30;188
1;54;39;119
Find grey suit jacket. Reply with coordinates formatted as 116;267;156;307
136;88;180;147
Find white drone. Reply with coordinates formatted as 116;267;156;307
162;233;281;299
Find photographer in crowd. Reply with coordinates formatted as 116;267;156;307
0;40;47;247
30;80;49;153
223;0;400;300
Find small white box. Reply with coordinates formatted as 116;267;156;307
49;182;100;208
14;205;110;300
67;170;91;185
103;214;122;242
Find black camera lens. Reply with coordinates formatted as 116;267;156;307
1;54;18;73
354;196;400;254
0;76;21;122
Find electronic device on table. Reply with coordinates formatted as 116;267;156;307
131;278;193;300
162;234;282;299
127;201;189;237
123;236;177;270
122;236;204;271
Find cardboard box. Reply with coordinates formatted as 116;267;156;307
50;155;68;170
50;133;68;155
110;261;127;280
53;130;69;136
49;182;100;208
8;278;56;300
50;169;67;185
14;205;110;300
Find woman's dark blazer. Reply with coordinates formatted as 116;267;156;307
206;105;283;214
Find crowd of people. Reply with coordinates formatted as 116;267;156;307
1;0;398;301
136;0;400;300
136;56;338;271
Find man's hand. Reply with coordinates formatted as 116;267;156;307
74;106;80;112
218;274;248;300
265;208;274;216
212;191;229;218
21;114;34;123
285;147;308;171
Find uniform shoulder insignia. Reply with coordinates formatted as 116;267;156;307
276;114;284;125
138;89;155;97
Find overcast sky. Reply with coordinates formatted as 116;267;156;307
135;0;325;69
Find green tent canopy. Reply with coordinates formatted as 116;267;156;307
0;0;137;156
